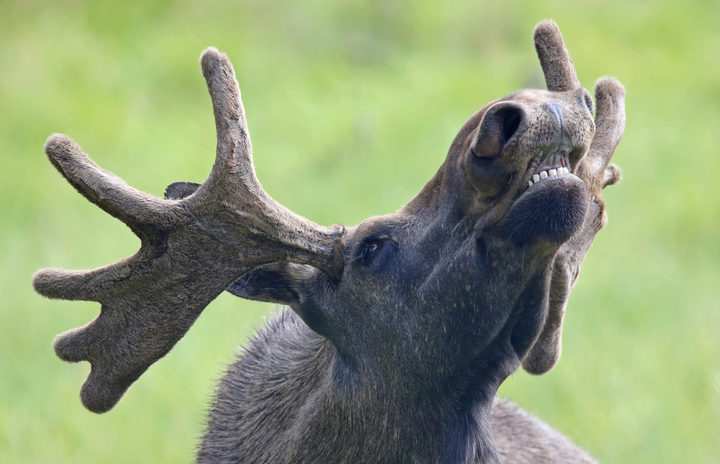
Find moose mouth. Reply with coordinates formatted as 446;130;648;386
527;166;571;188
503;151;589;246
525;152;572;189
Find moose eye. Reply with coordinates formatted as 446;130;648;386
355;237;398;268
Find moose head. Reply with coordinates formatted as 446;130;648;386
34;21;623;460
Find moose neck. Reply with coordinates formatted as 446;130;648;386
289;334;505;463
311;265;554;463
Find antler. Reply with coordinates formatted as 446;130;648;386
33;48;345;413
522;21;625;374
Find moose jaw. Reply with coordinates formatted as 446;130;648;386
34;20;624;463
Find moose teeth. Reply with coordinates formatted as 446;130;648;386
527;166;570;187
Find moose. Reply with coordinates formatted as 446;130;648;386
34;21;624;463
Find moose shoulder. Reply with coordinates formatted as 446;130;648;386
34;21;624;463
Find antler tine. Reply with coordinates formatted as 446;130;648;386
523;22;625;376
534;20;580;91
192;47;346;276
44;135;179;236
33;262;134;301
196;47;259;198
578;77;626;195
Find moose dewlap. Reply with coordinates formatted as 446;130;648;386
34;20;623;463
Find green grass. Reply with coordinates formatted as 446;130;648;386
2;0;719;462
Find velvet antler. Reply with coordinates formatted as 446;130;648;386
523;21;625;374
33;48;345;413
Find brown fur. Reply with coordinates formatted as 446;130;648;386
34;21;623;462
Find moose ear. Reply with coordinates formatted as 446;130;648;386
226;263;318;307
228;264;336;338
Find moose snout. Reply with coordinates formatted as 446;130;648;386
471;102;525;159
464;88;595;202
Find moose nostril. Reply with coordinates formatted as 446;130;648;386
498;107;522;145
472;104;524;158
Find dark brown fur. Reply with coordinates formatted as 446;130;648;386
34;21;623;462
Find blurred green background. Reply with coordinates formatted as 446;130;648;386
1;0;718;462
